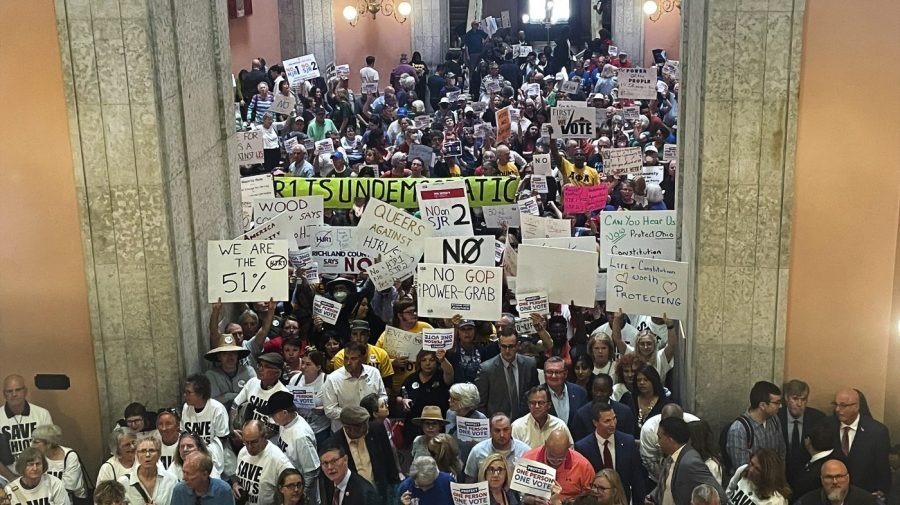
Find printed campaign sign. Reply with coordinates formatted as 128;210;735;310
639;166;664;185
443;141;462;157
622;106;640;121
531;175;548;194
495;240;505;264
483;204;520;228
486;79;502;94
599;210;677;268
447;90;461;102
366;252;417;291
515;316;536;335
289;385;318;409
312;295;342;325
596;272;607;301
415;115;432;129
335;64;350;79
417;180;473;237
283;136;298;154
517;244;598;306
563;185;610;214
550;106;596;139
424;236;494;267
608;45;619;56
601;147;642;176
456;417;491;442
618;68;658;100
304;262;320;285
522;236;596;252
561;80;580;94
532;154;552;175
361;82;378;94
241;174;274;231
496;106;512;143
606;256;688;320
663;143;678;160
422;328;455;351
207;240;289;303
510;459;557;499
417;263;503;321
526;82;540;96
288;248;312;269
308;226;373;274
518;196;540;216
382;326;423;358
284;54;320;85
236;130;264;165
267;93;296;116
315;139;334;154
354;198;431;259
520;214;571;240
517;292;549;315
451;482;489;505
500;10;511;28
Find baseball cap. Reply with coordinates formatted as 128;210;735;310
644;144;659;153
257;391;295;416
440;97;450;104
458;319;476;328
397;107;409;117
350;320;371;332
331;151;345;160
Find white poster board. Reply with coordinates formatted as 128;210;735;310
531;176;548;194
606;256;688;320
354;198;432;259
618;68;658;100
517;244;598;306
242;210;295;247
422;328;455;351
381;326;423;358
599;210;677;268
240;174;274;231
417;263;503;321
251;196;325;238
456;417;491;442
207;240;289;302
366;252;417;291
236;130;264;165
510;459;557;499
595;272;607;301
284;54;320;85
267;93;296;116
638;165;664;185
522;236;596;252
308;226;373;275
417;180;473;237
663;143;678;160
312;294;342;325
483;204;520;228
532;153;552;175
517;292;549;315
550;106;597;139
601;147;642;176
424;236;495;266
520;214;570;240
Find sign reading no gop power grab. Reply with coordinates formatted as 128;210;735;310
417;180;473;237
417;264;502;321
207;240;289;303
510;459;557;499
422;328;455;351
450;482;489;505
606;256;688;320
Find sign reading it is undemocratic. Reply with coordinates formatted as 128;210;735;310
354;198;432;259
424;236;495;267
451;482;489;505
606;256;688;320
599;210;677;268
510;459;557;499
417;263;503;321
618;68;658;100
207;240;288;303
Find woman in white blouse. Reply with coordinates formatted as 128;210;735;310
29;425;87;502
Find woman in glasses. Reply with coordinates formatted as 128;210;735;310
4;447;69;504
96;427;137;486
478;454;519;505
170;433;222;480
275;468;305;505
589;468;628;505
29;424;88;503
119;436;177;505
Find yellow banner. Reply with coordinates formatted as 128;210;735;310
273;177;520;209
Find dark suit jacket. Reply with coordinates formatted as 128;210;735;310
779;405;826;480
791;452;843;499
575;430;645;505
319;471;380;505
796;485;877;505
475;354;538;420
571;400;636;442
653;445;725;505
832;415;892;493
545;382;588;426
326;422;400;487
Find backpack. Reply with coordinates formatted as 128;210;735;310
718;414;754;480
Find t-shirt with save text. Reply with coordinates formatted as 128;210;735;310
4;474;70;505
233;379;289;438
235;442;294;505
181;399;230;447
1;402;53;469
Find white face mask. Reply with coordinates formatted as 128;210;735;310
333;291;349;303
645;156;656;164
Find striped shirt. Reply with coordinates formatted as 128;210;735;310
247;93;274;124
725;411;785;471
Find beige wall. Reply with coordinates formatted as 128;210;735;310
332;5;412;93
0;0;104;472
786;0;900;429
229;1;282;76
643;8;680;65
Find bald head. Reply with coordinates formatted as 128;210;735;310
833;388;860;424
821;459;848;478
184;452;212;474
3;375;27;411
660;403;684;420
546;429;571;451
821;460;850;501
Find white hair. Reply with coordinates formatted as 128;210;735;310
449;383;480;411
408;456;439;483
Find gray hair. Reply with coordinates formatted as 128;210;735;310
408;456;439;484
107;426;136;455
450;383;480;411
239;310;259;325
14;447;47;475
691;484;720;505
390;152;407;166
32;424;63;447
135;434;161;452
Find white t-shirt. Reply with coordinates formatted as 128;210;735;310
96;456;138;487
235;442;294;505
630;315;669;349
4;474;70;505
625;345;673;378
181;399;230;446
278;416;319;474
727;465;788;505
46;447;86;498
118;469;178;505
157;438;178;470
233;379;289;437
360;66;380;84
0;402;54;466
594;322;639;347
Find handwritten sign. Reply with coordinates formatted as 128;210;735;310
608;45;619;56
424;236;494;267
510;459;557;499
663;143;677;160
417;180;473;237
520;214;570;240
242;210;294;246
522;236;596;252
315;138;334;154
517;292;549;315
515;316;536;335
236;130;264;165
417;264;502;321
267;93;296;116
518;196;540;216
561;80;580;94
456;417;490;442
606;256;688;320
207;240;289;303
251;196;325;236
366;252;417;291
451;482;489;505
290;385;318;409
422;328;455;351
382;325;422;358
533;154;552;175
240;174;274;231
622;106;640;121
354;198;431;259
409;144;434;167
517;244;598;306
599;210;677;268
563;185;609;214
496;106;512;143
483;204;520;228
313;295;342;325
601;147;642;176
308;226;373;275
550;106;596;139
618;68;657;100
284;54;320;85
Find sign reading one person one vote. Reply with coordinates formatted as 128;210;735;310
354;198;431;260
518;196;540;216
289;384;319;409
422;328;455;351
550;106;596;139
601;147;642;176
483;204;520;228
236;130;264;165
312;294;342;325
456;417;491;442
207;240;289;303
606;256;688;320
417;181;473;237
417;263;502;321
563;185;610;214
284;54;320;85
531;175;549;194
424;236;495;267
599;210;677;268
366;251;417;291
517;292;549;315
451;482;489;505
510;459;557;499
618;68;658;100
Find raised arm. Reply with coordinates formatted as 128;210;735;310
209;298;224;349
610;309;628;354
661;313;678;362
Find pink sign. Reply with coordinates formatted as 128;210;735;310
563;185;609;214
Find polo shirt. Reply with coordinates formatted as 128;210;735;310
521;446;594;499
170;478;234;505
511;414;573;449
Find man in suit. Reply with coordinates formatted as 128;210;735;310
795;460;877;505
575;402;644;505
319;444;380;505
649;417;725;505
325;406;400;503
640;403;700;482
475;327;539;420
780;379;826;481
543;357;588;426
792;421;842;498
831;387;891;496
571;373;635;441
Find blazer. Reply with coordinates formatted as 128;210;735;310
571;400;636;442
326;421;400;487
790;452;843;499
796;485;877;505
545;382;588;426
475;354;539;420
575;430;645;505
319;471;380;505
653;445;725;505
778;405;826;480
832;415;891;493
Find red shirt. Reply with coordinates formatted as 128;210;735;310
522;446;595;500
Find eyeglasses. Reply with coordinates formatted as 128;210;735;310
487;467;505;475
545;370;566;376
125;417;144;425
822;473;848;482
281;482;304;490
137;448;159;455
321;455;346;468
767;400;783;406
831;402;858;410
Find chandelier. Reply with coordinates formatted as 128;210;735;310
642;0;681;22
343;0;412;26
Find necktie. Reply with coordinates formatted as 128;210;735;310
660;456;673;499
603;440;614;469
791;420;801;454
333;485;340;505
506;364;518;417
841;426;850;456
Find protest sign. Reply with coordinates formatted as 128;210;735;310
417;263;503;321
618;68;657;100
443;140;462;157
474;123;490;138
304;262;320;284
284;54;320;85
283;136;298;154
308;226;373;274
312;294;342;325
622;105;640;121
517;292;549;315
483;204;520;228
354;198;431;259
408;144;435;167
288;248;312;269
424;236;494;267
496;106;512;143
495;240;505;264
422;328;455;351
526;82;540;95
601;147;642;176
639;165;664;185
555;100;583;108
267;93;295;116
599;210;677;268
451;482;489;505
447;90;461;102
515;316;535;335
417;180;473;237
503;235;518;277
561;80;580;94
486;79;502;94
471;100;487;113
315;139;334;154
361;82;378;94
242;211;294;246
236;130;264;165
456;417;491;442
663;143;678;161
531;175;548;194
366;252;417;291
522;236;596;251
532;154;552;175
510;459;557;499
517;196;540;216
415;115;431;129
500;10;510;28
520;214;571;240
563;185;609;214
550;106;596;139
662;60;680;79
335;64;350;79
608;45;619;56
382;326;422;358
596;272;607;301
240;174;274;231
289;385;318;410
606;256;688;320
207;240;288;303
517;244;598;306
251;195;324;230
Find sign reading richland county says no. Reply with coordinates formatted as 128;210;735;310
550;106;597;139
599;210;677;268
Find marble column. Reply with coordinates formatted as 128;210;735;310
298;0;336;67
278;0;307;59
54;0;239;432
679;0;805;425
411;0;451;68
611;0;644;64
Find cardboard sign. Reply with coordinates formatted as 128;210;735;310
496;106;512;143
361;82;378;94
622;106;640;121
500;10;511;28
354;198;431;259
639;166;664;185
606;256;688;320
251;195;325;230
313;294;342;325
267;93;296;116
381;325;423;358
561;80;580;94
595;272;607;301
533;154;552;175
515;316;536;335
608;45;619;56
289;385;318;409
550;106;596;139
417;180;473;237
422;328;455;351
601;147;642;176
517;292;549;315
424;236;495;267
456;417;491;442
517;244;598;306
315;139;334;154
284;54;320;85
242;210;294;246
366;252;417;291
236;130;264;165
308;226;373;275
207;240;289;303
240;174;274;231
518;196;540;216
510;459;557;499
599;210;677;268
563;185;610;214
417;263;503;321
526;82;540;96
483;204;520;228
408;144;435;167
618;68;658;100
522;236;596;251
663;143;677;160
520;214;570;240
531;176;548;194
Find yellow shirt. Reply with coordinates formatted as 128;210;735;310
332;344;394;378
498;161;520;177
560;158;600;186
375;321;433;395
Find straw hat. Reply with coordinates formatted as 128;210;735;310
204;334;250;362
413;405;449;425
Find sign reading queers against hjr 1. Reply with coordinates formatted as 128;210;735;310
600;210;677;268
354;198;432;260
417;264;502;321
207;240;288;303
606;256;688;320
416;180;473;237
451;481;489;505
510;459;557;499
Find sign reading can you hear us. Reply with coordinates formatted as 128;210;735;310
207;240;289;303
606;256;688;320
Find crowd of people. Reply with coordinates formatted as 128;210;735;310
0;19;895;505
